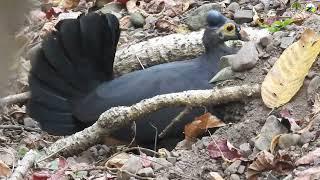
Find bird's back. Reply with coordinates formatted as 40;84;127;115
74;57;213;122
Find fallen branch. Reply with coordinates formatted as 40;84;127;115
108;30;204;76
0;92;30;106
9;150;37;180
45;84;261;156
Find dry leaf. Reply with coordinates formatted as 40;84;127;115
261;29;320;108
119;16;132;30
209;172;224;180
140;153;152;168
295;148;320;165
270;134;282;154
40;21;57;38
105;152;130;168
292;12;311;25
184;113;225;141
247;151;294;179
247;151;274;179
59;0;80;9
0;161;11;177
207;139;242;161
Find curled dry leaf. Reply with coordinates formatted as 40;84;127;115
105;152;130;168
295;148;320;166
261;29;320;108
0;160;11;177
247;151;294;179
273;152;294;175
184;113;226;141
207;139;242;161
119;16;132;30
292;12;311;25
270;134;282;154
247;151;274;179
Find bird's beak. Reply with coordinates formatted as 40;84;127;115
217;22;242;41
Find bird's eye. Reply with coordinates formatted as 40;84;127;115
225;24;235;32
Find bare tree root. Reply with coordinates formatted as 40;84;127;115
114;30;205;76
46;84;261;156
9;150;37;180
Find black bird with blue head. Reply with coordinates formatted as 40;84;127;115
27;10;242;148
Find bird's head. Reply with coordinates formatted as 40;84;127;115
203;10;242;51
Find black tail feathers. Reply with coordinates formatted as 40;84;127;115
27;13;120;135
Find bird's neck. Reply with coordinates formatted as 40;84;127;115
200;43;235;75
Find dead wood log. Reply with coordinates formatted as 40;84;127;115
9;150;37;180
114;30;205;76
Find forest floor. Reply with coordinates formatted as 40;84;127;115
0;0;320;179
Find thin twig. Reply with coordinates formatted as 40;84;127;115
127;122;137;148
36;146;67;163
149;123;158;151
159;107;192;139
207;130;230;162
136;54;145;70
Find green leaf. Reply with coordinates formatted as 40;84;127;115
18;146;29;158
265;18;293;32
49;159;59;170
291;2;302;10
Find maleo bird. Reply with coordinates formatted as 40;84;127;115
27;10;242;147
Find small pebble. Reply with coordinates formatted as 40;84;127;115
225;160;241;175
226;2;240;12
238;165;246;174
234;10;253;24
230;174;241;180
239;143;252;157
130;12;145;28
259;35;273;47
23;117;39;128
137;167;155;177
